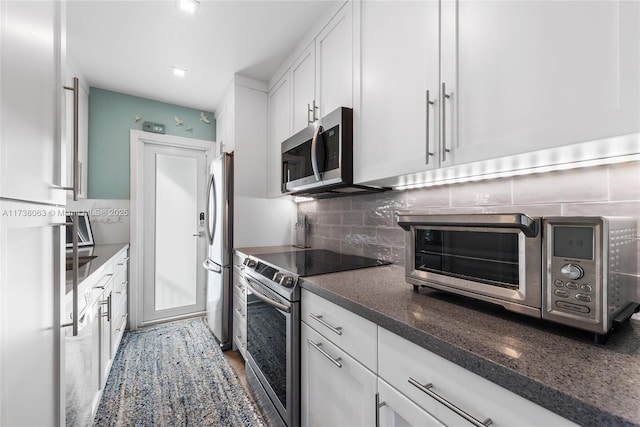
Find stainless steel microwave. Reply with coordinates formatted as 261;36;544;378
397;214;638;337
281;107;385;198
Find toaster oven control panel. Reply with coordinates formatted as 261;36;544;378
543;219;601;330
542;216;638;334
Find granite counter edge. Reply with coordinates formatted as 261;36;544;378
300;279;634;427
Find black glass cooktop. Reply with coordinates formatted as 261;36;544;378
255;249;390;277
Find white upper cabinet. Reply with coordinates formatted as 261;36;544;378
315;1;353;120
267;73;291;198
442;0;640;166
266;0;354;197
0;1;66;205
356;0;439;184
354;0;640;186
291;43;317;135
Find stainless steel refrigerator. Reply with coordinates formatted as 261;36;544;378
203;152;234;349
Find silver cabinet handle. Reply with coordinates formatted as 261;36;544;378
310;124;324;181
307;340;342;368
117;256;130;266
63;77;80;201
441;82;451;162
94;273;114;290
309;313;342;336
307;103;313;125
425;90;435;164
375;393;386;427
60;213;79;335
307;100;319;124
408;377;492;427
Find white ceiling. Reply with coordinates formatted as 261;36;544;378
67;0;339;112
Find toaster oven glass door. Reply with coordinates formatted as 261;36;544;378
415;229;519;289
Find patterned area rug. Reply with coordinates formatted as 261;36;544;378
94;317;265;427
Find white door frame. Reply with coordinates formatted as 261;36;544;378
130;129;215;330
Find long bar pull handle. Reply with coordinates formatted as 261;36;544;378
426;90;435;164
375;393;386;427
307;340;342;368
307;103;313;125
441;82;451;162
308;313;342;336
408;377;492;427
63;77;79;200
59;213;79;336
93;273;114;290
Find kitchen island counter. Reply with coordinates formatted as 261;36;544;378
236;245;640;426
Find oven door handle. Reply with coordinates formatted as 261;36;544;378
245;278;291;314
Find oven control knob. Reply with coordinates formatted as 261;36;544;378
243;258;257;269
560;263;584;280
273;272;284;283
280;276;294;288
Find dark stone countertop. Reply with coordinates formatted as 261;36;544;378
235;246;640;427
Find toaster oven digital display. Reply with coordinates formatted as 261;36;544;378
553;226;594;260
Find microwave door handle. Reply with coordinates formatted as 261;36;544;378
310;125;324;181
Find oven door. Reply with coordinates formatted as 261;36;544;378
244;275;299;426
398;214;542;314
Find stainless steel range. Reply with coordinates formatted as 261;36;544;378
241;249;389;427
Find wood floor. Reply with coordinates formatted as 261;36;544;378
223;349;250;395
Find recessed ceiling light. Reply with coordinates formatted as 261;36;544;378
172;66;187;77
178;0;199;14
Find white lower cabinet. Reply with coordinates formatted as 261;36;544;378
300;291;576;427
233;265;247;357
378;328;576;427
301;323;377;427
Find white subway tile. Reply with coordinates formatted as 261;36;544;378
609;161;640;201
450;178;511;207
405;185;450;209
513;166;608;204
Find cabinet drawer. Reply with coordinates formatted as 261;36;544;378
301;289;377;372
233;292;246;320
378;378;444;427
113;248;129;271
233;312;247;357
301;322;377;427
378;328;576;427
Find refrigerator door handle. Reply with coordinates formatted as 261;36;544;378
205;173;216;246
203;257;222;273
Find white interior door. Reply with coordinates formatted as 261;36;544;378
142;144;207;323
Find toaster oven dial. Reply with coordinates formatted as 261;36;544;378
560;263;584;280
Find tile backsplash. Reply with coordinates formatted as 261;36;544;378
297;161;640;267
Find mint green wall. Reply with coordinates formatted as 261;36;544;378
88;87;216;199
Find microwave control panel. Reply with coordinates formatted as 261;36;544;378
323;125;340;171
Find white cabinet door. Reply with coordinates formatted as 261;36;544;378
315;1;353;119
301;323;377;427
378;379;445;427
291;43;316;134
356;0;439;184
442;0;640;166
267;73;291;198
0;200;65;426
0;1;66;205
99;284;113;387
